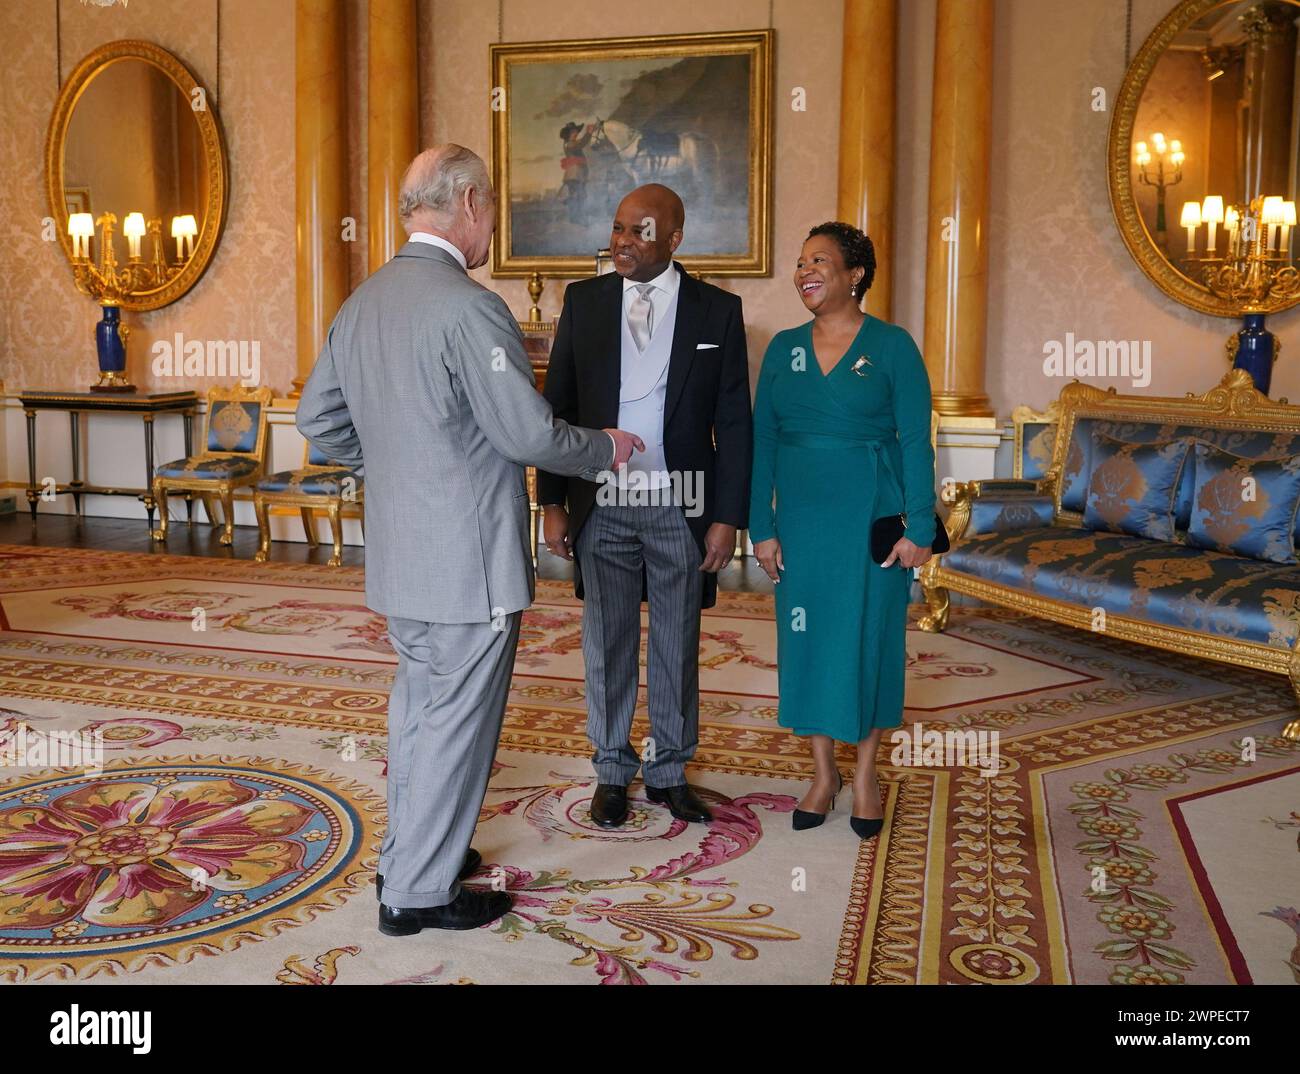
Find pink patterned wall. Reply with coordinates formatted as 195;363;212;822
0;0;295;396
1;0;1295;414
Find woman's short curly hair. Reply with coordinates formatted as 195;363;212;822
807;221;876;300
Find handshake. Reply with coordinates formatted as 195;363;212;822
604;428;645;469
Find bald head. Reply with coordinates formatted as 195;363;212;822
610;184;685;282
398;144;496;269
619;184;684;231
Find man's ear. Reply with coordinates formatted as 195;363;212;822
668;229;684;254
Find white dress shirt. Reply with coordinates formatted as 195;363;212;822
409;231;468;271
621;261;680;339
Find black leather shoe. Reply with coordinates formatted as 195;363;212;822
645;783;712;823
378;887;513;935
590;783;629;828
850;774;885;840
850;816;884;840
377;847;482;901
793;771;843;832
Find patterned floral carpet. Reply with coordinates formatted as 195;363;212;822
0;544;1296;985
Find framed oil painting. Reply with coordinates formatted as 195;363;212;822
489;29;773;278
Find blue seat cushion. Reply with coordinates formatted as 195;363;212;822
156;456;258;479
945;525;1300;649
257;468;360;495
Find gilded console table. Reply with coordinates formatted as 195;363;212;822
20;390;198;528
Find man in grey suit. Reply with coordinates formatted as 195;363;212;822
297;144;643;936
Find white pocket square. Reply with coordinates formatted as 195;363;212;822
696;343;719;350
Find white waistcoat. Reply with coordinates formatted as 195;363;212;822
606;289;678;490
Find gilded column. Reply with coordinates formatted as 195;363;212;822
294;0;350;396
367;0;419;273
922;0;994;418
837;0;897;321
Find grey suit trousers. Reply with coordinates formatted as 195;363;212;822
379;611;522;909
575;501;703;787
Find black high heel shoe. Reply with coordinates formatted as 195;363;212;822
850;773;885;840
792;771;843;831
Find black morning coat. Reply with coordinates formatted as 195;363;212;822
536;263;754;609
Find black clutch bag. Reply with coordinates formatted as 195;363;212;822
870;513;950;565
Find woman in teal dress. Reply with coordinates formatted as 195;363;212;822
749;222;936;840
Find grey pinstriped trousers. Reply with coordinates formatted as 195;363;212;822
574;501;704;787
379;611;522;909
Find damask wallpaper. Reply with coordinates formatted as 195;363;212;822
0;0;1295;414
0;0;295;396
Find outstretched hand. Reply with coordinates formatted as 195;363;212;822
604;428;645;469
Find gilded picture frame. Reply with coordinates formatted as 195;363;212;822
488;29;773;278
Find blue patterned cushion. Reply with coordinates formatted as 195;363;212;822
257;468;361;495
1059;419;1300;536
1186;443;1300;565
1082;433;1191;541
944;525;1300;649
205;401;262;453
156;456;258;479
968;495;1055;536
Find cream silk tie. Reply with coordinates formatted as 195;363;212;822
627;283;655;352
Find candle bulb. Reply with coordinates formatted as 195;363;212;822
1180;201;1201;255
123;212;146;260
67;212;94;260
1201;196;1223;257
1282;202;1296;257
171;215;197;262
1262;196;1284;252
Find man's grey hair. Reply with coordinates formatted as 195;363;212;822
399;145;491;225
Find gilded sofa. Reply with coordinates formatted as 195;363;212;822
919;369;1300;740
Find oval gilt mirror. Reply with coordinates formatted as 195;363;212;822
45;39;228;312
1109;0;1300;316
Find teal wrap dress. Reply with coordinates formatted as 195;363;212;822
748;316;936;742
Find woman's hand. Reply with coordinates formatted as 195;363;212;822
881;536;932;570
753;537;783;582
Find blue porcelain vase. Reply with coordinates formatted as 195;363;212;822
93;303;132;391
1232;313;1275;396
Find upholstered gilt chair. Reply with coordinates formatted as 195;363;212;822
253;442;364;567
151;385;273;547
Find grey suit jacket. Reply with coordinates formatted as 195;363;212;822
296;241;614;624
